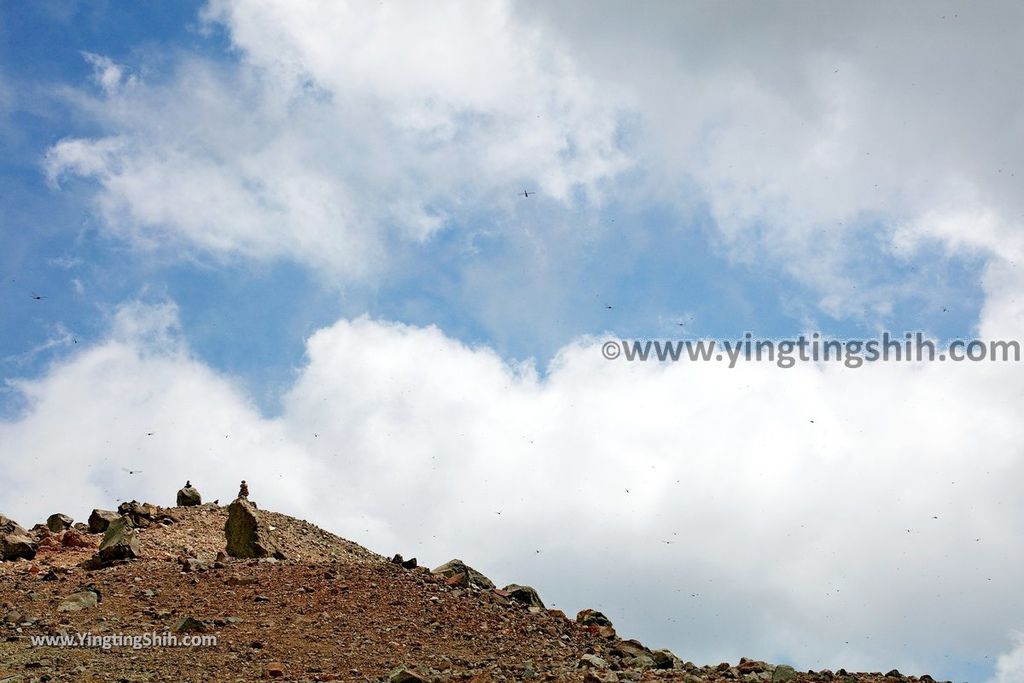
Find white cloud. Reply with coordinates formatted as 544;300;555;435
41;1;1024;321
990;634;1024;683
44;0;628;281
524;1;1024;315
2;300;1022;678
82;52;136;95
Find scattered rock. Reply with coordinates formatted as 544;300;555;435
738;659;767;675
391;553;418;569
176;481;202;507
266;661;285;678
97;517;140;564
579;654;609;669
224;497;285;559
173;616;207;633
46;513;73;532
87;509;119;534
0;514;38;561
179;557;208;573
432;559;495;589
57;590;99;612
651;649;682;670
226;575;259;586
502;583;545;609
117;500;174;528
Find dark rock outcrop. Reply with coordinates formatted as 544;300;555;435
97;517;140;564
577;608;616;637
224;497;284;559
0;514;37;561
88;509;119;534
431;558;495;590
502;583;545;609
46;513;73;532
176;481;202;507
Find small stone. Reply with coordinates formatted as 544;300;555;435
57;591;99;612
389;666;428;683
579;654;609;669
172;617;207;633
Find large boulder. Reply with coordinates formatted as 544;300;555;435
432;558;495;589
224;498;284;559
577;608;613;627
0;514;37;561
773;665;798;683
176;482;202;507
502;583;545;609
577;608;616;637
46;513;73;532
88;509;119;534
97;517;140;564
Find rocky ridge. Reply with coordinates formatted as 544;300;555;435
0;493;949;683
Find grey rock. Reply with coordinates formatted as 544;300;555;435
57;591;99;612
502;583;545;609
652;649;682;669
97;517;140;564
577;609;613;627
117;500;158;528
224;497;285;559
0;514;37;561
46;513;73;532
388;666;428;683
172;616;207;633
431;558;495;589
580;654;610;669
176;482;202;507
87;509;119;534
773;665;797;683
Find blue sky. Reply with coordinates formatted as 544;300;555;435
2;2;1023;681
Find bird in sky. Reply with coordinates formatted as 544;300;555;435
30;292;46;300
519;190;533;198
121;467;143;475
